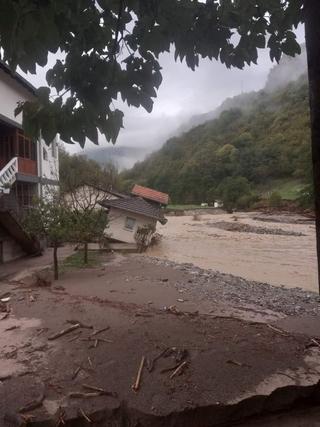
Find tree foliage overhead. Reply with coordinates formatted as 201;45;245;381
122;75;311;204
0;0;303;146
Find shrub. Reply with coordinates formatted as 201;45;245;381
268;191;282;208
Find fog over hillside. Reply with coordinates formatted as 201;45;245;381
83;45;306;170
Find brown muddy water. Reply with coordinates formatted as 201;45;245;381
148;212;318;292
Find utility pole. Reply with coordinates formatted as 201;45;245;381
305;0;320;292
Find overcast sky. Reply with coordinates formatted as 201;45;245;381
25;26;306;164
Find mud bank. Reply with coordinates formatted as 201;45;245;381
1;255;320;426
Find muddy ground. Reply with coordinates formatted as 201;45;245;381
1;254;320;426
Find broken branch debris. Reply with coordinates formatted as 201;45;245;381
91;326;110;336
132;356;145;392
48;324;80;340
19;392;45;413
170;361;188;379
79;408;92;423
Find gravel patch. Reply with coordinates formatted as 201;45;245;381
252;214;314;225
147;257;320;317
206;221;305;236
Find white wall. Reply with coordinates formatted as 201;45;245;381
0;69;34;125
0;68;59;190
106;207;157;244
38;136;59;181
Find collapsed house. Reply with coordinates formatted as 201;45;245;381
99;185;168;249
0;61;59;263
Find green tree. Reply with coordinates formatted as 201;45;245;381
71;209;108;264
24;197;72;280
215;176;255;212
0;0;304;146
59;148;119;194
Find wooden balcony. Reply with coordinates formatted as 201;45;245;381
18;157;37;176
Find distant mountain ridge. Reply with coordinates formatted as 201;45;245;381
122;74;310;204
84;45;307;170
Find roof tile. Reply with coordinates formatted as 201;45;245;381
131;184;169;205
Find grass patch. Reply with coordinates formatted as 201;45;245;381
62;250;102;271
258;179;304;201
167;204;204;210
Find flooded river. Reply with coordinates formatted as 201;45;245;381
148;212;318;292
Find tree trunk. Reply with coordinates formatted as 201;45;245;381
53;244;59;280
305;0;320;292
84;242;88;264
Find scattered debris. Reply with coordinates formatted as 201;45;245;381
33;271;52;287
19;392;45;413
68;331;82;342
56;407;66;426
20;414;36;423
132;356;145;392
306;338;320;348
67;320;93;329
5;325;19;331
90;326;110;337
0;292;11;300
170;361;188;379
29;295;36;302
163;305;182;315
0;312;10;321
267;324;289;336
227;359;251;368
135;312;153;318
72;366;82;380
0;374;12;381
82;384;118;398
69;392;101;399
79;407;92;423
48;323;80;341
146;348;170;373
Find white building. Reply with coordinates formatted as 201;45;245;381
0;62;59;263
99;185;168;248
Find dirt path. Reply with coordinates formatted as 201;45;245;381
1;254;320;426
148;212;318;292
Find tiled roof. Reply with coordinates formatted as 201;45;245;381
99;197;167;224
131;184;169;205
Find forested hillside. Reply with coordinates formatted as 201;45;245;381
122;75;311;206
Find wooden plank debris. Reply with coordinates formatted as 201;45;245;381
132;356;145;392
79;408;92;423
48;324;80;341
170;361;188;379
90;327;110;337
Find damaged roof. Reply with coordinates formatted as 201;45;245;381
99;197;167;224
131;184;169;205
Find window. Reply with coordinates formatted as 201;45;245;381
51;140;57;158
125;217;136;231
43;147;48;161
